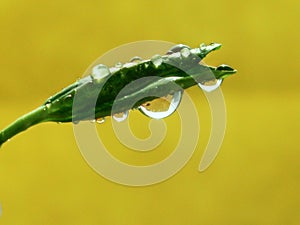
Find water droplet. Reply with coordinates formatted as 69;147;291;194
90;119;96;123
96;117;105;124
199;43;206;51
151;54;163;67
166;44;191;55
130;56;143;63
43;104;50;111
198;79;222;92
73;120;80;125
139;91;182;119
180;48;191;58
115;62;123;68
112;111;129;122
92;64;110;79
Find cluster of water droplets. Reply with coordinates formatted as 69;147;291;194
165;44;223;93
78;46;222;125
85;91;183;125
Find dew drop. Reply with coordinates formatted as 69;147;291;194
199;43;206;51
180;47;191;58
43;104;50;111
130;56;143;63
198;79;222;92
96;117;105;124
115;62;123;68
112;111;129;122
139;91;182;119
73;120;80;125
92;64;110;79
151;54;163;67
166;44;191;55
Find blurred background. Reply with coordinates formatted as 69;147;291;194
0;0;299;224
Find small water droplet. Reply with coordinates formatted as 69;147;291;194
115;62;123;68
199;43;206;51
92;64;110;79
43;104;50;111
112;111;128;122
96;117;105;124
130;56;143;63
73;120;80;125
198;79;222;92
180;48;191;58
151;54;163;67
90;119;96;123
166;44;191;55
139;91;182;119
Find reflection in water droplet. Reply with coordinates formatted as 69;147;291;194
112;111;129;122
130;56;143;63
198;79;222;92
96;118;105;124
180;48;191;58
151;55;163;67
166;44;191;55
92;64;110;79
139;91;182;119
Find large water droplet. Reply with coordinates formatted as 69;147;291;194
166;44;191;55
198;79;222;92
112;111;129;122
151;54;163;67
96;117;105;124
139;91;182;119
92;64;110;79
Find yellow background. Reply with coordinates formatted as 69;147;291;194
0;0;299;224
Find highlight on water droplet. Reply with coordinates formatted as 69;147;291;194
151;54;163;67
180;47;191;58
96;117;105;124
198;79;223;92
92;64;110;79
166;44;191;55
130;56;143;63
138;91;182;119
112;111;129;122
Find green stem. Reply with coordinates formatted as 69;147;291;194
0;106;48;147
